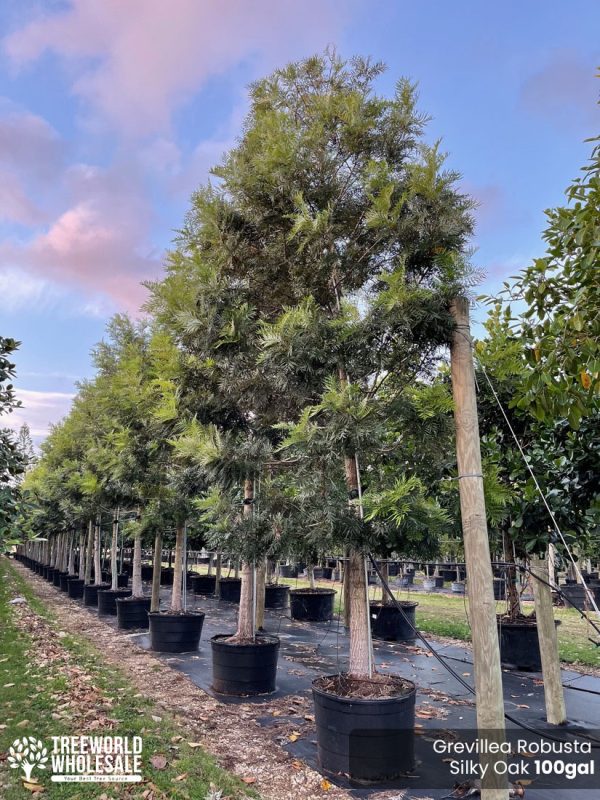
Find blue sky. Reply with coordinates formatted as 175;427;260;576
0;0;598;442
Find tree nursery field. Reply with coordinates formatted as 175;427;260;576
1;5;599;800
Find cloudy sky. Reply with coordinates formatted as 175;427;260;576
0;0;598;444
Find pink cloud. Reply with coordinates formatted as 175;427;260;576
4;0;345;137
1;157;160;314
0;171;44;225
519;51;599;130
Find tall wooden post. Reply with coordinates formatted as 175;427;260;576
530;553;566;724
451;298;508;800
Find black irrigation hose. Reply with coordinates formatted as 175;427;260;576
367;553;600;750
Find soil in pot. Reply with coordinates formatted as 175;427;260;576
67;578;85;599
97;588;132;615
312;673;416;782
264;584;289;609
218;577;242;603
497;614;560;671
192;573;217;595
211;634;280;695
83;583;110;607
116;595;152;629
148;611;205;653
370;602;418;642
290;588;335;622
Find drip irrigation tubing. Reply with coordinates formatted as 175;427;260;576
367;553;600;749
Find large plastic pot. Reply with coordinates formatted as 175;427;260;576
312;674;416;782
211;634;280;696
498;619;560;671
67;578;85;599
264;584;289;609
279;564;299;578
148;612;205;653
321;567;333;580
53;570;68;587
83;583;110;607
218;578;241;603
290;589;335;622
493;578;507;601
160;568;174;586
141;565;153;581
97;588;132;615
561;583;598;611
370;601;418;642
116;596;152;629
59;573;77;592
192;574;217;595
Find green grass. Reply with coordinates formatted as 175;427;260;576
1;558;258;800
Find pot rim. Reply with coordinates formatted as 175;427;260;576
148;610;206;619
312;672;416;705
116;595;151;603
210;633;280;648
369;600;418;609
289;588;336;596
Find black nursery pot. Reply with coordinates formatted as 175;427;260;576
211;634;280;696
264;584;289;609
67;578;85;599
312;674;417;782
83;583;110;607
493;578;507;601
160;567;174;586
192;573;217;595
53;570;68;587
434;575;444;588
279;564;299;579
290;588;335;622
148;611;205;653
97;588;132;615
498;619;560;672
218;578;242;603
370;601;418;642
59;573;76;592
321;567;333;580
116;596;152;629
141;565;154;581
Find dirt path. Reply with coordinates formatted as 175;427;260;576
12;564;363;800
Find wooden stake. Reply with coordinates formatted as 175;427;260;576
530;553;567;725
451;297;508;800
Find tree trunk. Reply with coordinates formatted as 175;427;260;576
343;551;351;628
255;559;266;630
232;478;255;641
110;509;119;591
84;520;93;584
234;560;240;579
151;530;162;613
93;515;102;585
68;532;76;574
380;561;392;605
531;553;566;725
131;528;143;598
170;524;184;613
78;529;86;580
207;552;213;576
215;552;222;598
503;532;521;619
347;550;372;677
308;564;316;590
451;297;508;800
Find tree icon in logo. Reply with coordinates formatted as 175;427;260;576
7;737;48;782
